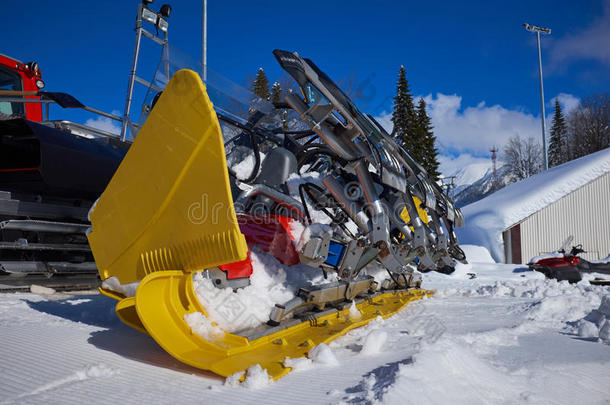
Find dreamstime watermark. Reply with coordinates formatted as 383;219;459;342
186;193;300;226
186;184;416;227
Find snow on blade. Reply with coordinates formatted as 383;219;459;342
101;276;139;297
191;251;294;332
348;301;362;320
183;312;224;341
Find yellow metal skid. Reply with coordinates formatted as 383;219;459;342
135;271;432;380
88;69;432;381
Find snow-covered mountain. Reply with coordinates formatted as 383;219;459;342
442;161;510;207
452;165;511;207
447;162;492;196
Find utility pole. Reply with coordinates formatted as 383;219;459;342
523;23;551;171
202;0;207;82
490;146;498;191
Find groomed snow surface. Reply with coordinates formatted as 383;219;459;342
1;246;609;404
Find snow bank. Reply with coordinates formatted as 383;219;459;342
360;330;388;356
460;244;495;263
457;148;610;262
447;278;604;324
383;338;527;404
575;294;610;342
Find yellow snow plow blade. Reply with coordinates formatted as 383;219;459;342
135;270;432;380
87;69;248;285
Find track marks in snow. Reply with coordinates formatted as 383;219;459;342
1;364;116;404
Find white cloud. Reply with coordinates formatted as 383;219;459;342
550;0;610;67
374;110;393;134
422;93;541;155
376;92;580;157
549;93;580;114
374;92;579;182
85;110;121;135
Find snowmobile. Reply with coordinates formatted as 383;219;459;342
528;236;610;285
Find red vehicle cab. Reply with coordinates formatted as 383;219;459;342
0;53;44;122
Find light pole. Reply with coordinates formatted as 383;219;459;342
523;23;551;170
202;0;207;82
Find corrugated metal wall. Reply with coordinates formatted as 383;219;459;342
518;172;610;263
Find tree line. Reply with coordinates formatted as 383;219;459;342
502;92;609;183
249;66;442;181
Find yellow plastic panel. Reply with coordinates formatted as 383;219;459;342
87;69;247;284
116;297;147;334
400;196;430;227
135;270;432;380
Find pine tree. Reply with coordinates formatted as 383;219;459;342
548;99;568;167
251;68;270;100
391;66;419;157
270;81;282;104
415;98;441;180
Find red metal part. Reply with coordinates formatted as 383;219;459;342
0;54;43;122
218;250;253;280
536;256;577;269
237;213;300;266
215;213;301;280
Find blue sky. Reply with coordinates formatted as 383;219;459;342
2;0;609;175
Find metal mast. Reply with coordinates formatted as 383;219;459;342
523;23;551;171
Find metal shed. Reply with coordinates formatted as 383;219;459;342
503;171;610;263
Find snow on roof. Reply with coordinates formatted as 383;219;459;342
456;147;610;262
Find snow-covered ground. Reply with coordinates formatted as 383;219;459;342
1;251;609;404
